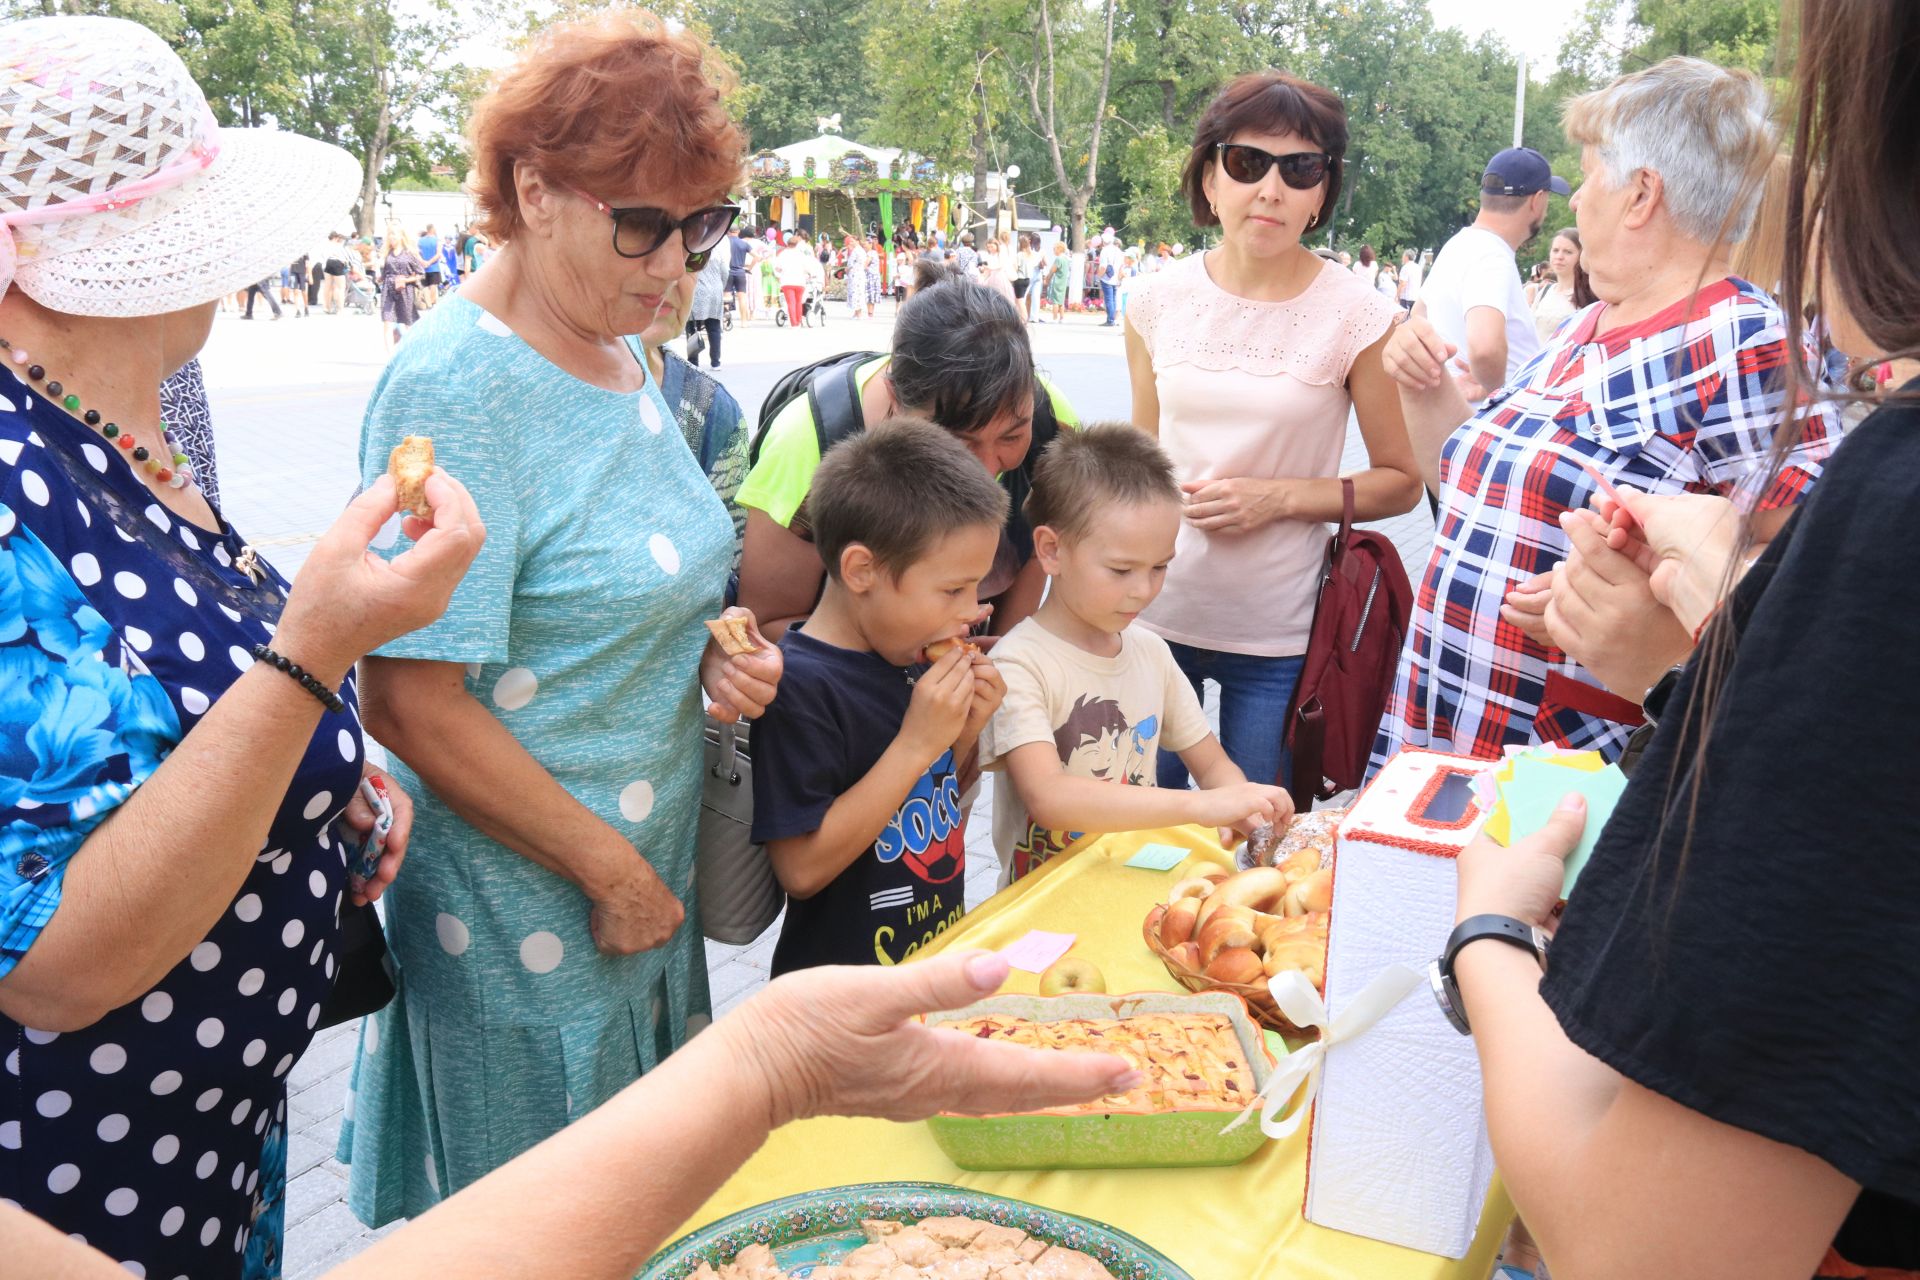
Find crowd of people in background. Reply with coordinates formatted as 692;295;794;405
219;220;496;352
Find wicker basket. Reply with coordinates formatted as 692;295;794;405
1141;904;1316;1038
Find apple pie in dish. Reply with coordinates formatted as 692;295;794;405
940;1012;1258;1114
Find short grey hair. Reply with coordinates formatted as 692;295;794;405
1563;56;1775;244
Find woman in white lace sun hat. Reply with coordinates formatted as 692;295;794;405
0;15;485;1279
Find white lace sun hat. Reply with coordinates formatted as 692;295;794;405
0;15;361;318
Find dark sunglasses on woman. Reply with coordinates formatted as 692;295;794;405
572;189;740;269
1214;143;1336;190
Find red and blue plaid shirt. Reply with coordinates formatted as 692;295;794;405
1373;278;1839;769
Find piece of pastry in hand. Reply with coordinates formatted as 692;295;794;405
388;435;435;518
921;636;978;663
704;613;759;656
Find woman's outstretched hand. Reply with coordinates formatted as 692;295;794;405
726;951;1144;1129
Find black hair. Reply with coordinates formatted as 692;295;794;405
889;279;1036;436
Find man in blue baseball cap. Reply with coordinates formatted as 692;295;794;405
1411;145;1572;414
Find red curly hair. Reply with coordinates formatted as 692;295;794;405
467;10;746;243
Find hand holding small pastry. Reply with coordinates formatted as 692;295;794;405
899;645;974;762
1184;781;1292;846
702;607;783;724
388;435;435;518
958;648;1004;745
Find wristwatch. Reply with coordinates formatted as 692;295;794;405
1428;914;1552;1035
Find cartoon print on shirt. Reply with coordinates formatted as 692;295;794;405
1012;696;1162;880
1053;694;1156;785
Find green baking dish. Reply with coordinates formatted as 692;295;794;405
923;990;1283;1171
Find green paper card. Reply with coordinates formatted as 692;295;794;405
1123;843;1192;871
1498;757;1630;896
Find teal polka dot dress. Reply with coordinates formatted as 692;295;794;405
336;297;729;1223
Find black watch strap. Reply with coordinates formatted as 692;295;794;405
1443;914;1545;976
1430;914;1550;1036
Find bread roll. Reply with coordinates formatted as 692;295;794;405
1197;914;1257;966
1205;946;1265;985
1282;867;1333;916
1159;897;1202;948
1210;866;1289;915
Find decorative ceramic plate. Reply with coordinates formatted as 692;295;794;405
639;1181;1194;1279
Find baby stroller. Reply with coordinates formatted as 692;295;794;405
772;283;827;328
721;291;736;332
342;272;377;316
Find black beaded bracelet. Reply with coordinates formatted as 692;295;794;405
250;645;347;715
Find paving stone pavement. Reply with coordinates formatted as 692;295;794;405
195;303;1435;1275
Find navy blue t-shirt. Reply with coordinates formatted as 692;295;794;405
751;627;967;973
727;233;751;272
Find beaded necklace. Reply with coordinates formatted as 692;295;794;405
0;336;196;489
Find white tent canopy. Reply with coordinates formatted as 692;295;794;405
768;132;911;178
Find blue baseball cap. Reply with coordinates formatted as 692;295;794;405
1481;147;1571;197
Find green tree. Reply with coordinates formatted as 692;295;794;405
1561;0;1779;78
1116;124;1191;249
696;0;879;150
999;0;1123;250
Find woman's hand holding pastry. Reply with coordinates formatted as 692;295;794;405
702;607;782;724
728;951;1140;1129
276;471;486;684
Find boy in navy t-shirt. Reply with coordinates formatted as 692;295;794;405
750;419;1010;973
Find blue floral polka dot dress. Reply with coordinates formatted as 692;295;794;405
0;364;363;1279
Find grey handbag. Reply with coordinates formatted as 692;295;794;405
695;715;784;945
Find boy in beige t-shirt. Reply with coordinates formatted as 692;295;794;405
982;425;1293;885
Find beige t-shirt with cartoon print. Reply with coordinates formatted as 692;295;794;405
981;617;1211;888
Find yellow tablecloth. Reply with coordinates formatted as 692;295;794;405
673;826;1514;1280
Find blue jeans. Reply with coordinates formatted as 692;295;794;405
1155;642;1304;791
1100;280;1117;324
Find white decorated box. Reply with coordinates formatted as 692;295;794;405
1304;749;1501;1257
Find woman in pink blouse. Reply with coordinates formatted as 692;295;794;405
1125;70;1422;792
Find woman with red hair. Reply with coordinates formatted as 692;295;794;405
336;10;782;1225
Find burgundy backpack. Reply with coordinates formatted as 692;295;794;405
1284;479;1415;811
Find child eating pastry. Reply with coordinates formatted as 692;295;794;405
982;425;1293;884
750;420;1009;972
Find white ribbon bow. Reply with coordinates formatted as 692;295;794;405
1221;963;1424;1140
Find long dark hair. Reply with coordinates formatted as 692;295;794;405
1672;0;1918;858
1554;226;1598;309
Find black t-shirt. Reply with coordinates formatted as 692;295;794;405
750;627;967;974
1541;387;1920;1272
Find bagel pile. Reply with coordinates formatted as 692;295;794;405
1151;849;1332;992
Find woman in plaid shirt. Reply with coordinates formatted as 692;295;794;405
1375;56;1840;771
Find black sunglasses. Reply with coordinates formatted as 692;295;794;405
1214;143;1335;190
572;188;740;268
